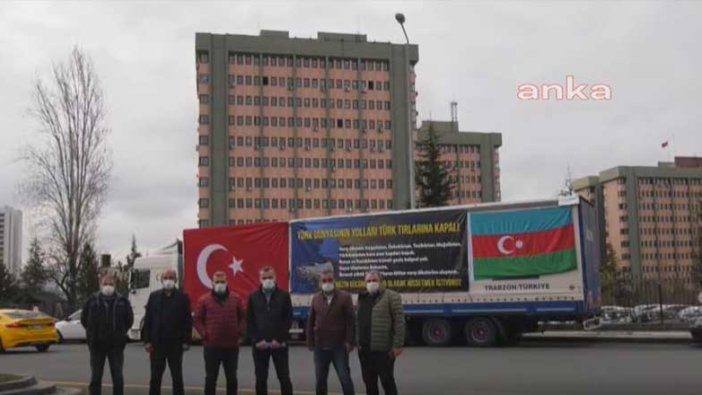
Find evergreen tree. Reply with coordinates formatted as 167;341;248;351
76;242;100;303
21;237;48;290
692;199;702;288
415;124;455;207
600;243;619;304
126;234;142;268
0;263;19;305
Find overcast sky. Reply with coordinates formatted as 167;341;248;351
1;1;700;260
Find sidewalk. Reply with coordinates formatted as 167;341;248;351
523;330;693;343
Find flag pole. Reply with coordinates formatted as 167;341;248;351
672;133;676;162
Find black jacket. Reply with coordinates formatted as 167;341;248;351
81;292;134;348
141;289;192;346
246;287;293;343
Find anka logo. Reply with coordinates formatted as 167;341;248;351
517;75;612;101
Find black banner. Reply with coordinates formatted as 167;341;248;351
291;209;468;293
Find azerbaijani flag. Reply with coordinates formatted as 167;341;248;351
470;207;578;280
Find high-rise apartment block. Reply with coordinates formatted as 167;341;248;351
0;206;23;276
195;30;502;227
573;157;702;282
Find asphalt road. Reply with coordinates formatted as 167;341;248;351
1;341;701;395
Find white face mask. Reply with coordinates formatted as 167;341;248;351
213;283;227;294
262;279;276;291
366;281;380;294
321;282;335;293
101;285;115;297
162;279;176;290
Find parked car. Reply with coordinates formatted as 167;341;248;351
643;304;689;323
678;306;702;323
690;316;702;343
632;304;659;322
601;306;633;325
55;310;86;342
0;309;59;352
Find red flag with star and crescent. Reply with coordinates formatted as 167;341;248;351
183;222;289;306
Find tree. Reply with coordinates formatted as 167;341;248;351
76;242;99;303
0;263;19;305
126;234;142;268
600;243;618;304
21;47;112;309
558;166;575;197
692;199;702;288
21;237;49;290
415;124;455;207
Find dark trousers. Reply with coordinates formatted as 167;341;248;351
252;347;293;395
89;345;125;395
314;347;355;395
358;349;397;395
149;344;184;395
204;346;239;395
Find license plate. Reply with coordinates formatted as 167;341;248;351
28;325;45;330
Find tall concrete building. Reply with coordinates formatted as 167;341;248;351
195;30;420;226
0;206;23;276
573;157;702;282
416;120;502;204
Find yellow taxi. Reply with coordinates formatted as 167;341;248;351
0;309;59;352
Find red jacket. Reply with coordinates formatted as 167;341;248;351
193;290;245;348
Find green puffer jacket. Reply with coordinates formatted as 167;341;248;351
357;289;405;352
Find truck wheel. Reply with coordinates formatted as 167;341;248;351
421;319;452;347
465;318;498;347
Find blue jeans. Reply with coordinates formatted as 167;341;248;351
314;348;355;395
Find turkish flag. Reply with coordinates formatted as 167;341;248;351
183;222;289;306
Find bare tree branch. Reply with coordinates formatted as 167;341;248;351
21;47;112;309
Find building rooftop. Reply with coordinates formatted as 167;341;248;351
417;120;502;147
195;30;418;63
573;156;702;187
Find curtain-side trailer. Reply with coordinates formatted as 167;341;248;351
287;197;601;347
179;197;601;347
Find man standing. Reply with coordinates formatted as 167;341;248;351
142;269;192;395
81;274;134;395
356;271;405;395
247;266;294;395
193;271;245;395
306;270;355;395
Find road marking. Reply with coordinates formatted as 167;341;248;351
53;380;353;395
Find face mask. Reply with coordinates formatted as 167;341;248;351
366;282;380;294
214;283;227;294
262;279;276;291
162;279;176;290
101;285;115;297
321;282;335;293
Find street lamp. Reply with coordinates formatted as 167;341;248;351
395;13;409;43
395;12;416;209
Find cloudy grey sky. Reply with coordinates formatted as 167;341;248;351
1;1;700;259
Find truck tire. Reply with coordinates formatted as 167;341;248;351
421;318;452;347
465;317;498;347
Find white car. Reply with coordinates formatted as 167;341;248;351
55;310;86;342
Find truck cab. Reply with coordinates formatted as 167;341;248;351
127;241;182;341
